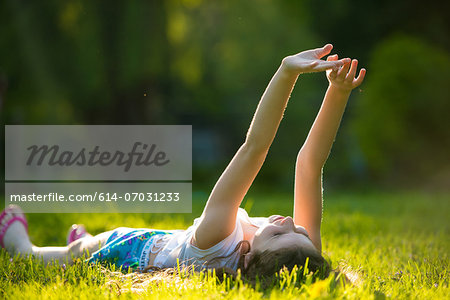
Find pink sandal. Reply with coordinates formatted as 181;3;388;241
66;224;87;245
0;205;29;248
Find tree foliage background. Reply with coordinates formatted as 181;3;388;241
1;0;449;191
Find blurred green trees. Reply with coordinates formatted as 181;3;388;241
1;0;449;189
351;35;450;184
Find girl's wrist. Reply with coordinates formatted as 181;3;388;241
328;83;352;96
279;60;302;78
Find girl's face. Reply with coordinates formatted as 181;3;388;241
250;215;316;254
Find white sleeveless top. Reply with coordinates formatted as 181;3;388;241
153;208;268;271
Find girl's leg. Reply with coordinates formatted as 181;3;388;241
31;231;111;264
1;206;111;264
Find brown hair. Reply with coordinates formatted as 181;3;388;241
210;240;331;287
141;240;331;288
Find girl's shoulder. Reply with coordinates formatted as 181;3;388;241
237;207;268;227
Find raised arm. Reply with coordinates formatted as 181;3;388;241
294;56;366;252
193;45;346;249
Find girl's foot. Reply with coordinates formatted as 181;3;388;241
0;205;31;254
66;224;89;245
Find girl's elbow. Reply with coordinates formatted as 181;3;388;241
296;152;323;178
242;141;269;158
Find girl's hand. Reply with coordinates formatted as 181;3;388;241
326;54;366;92
282;44;347;75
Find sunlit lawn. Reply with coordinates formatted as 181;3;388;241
1;190;448;299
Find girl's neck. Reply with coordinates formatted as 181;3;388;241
241;220;258;244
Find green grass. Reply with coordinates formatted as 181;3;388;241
1;190;449;299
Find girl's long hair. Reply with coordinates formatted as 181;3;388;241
208;239;332;287
141;239;332;288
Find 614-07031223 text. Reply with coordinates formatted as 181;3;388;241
9;192;181;202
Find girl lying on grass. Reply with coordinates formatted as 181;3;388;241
1;44;365;284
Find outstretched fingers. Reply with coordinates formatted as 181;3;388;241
326;54;338;61
326;54;339;78
345;60;358;82
315;53;347;72
315;44;333;59
345;59;366;87
337;59;351;78
314;60;345;72
284;45;363;76
353;68;366;86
